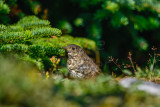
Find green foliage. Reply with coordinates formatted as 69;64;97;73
19;55;44;71
7;25;23;32
0;0;11;24
0;16;61;70
0;0;46;24
58;20;73;34
31;27;61;37
0;0;10;14
0;24;7;31
0;44;28;53
17;16;50;29
0;31;33;43
72;0;160;50
0;16;97;71
0;1;10;14
0;58;160;106
135;67;160;79
0;16;62;43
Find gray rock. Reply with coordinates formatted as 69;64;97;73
119;78;160;96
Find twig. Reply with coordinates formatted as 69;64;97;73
128;52;136;73
109;56;123;71
150;47;157;72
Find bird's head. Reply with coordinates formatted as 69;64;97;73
62;44;84;57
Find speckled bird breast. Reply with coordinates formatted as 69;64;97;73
67;58;84;79
67;56;100;79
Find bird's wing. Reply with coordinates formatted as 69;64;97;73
81;55;101;77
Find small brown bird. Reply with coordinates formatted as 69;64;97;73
63;44;101;79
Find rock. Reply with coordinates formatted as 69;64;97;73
119;77;160;96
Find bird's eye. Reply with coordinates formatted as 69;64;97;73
72;47;75;50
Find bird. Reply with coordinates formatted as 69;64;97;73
63;44;101;79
